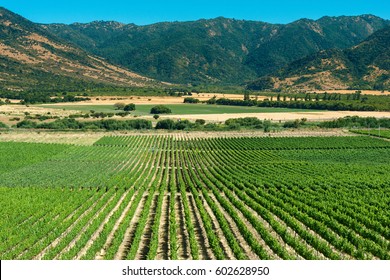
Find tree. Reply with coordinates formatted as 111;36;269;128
123;103;136;111
184;97;200;104
155;119;175;129
153;114;160;120
195;119;206;125
114;102;126;110
150;105;172;114
244;91;250;101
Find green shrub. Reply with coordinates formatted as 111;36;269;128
155;119;175;129
124;103;136;111
150;105;172;114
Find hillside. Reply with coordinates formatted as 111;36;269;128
45;15;389;85
247;26;390;91
0;7;157;93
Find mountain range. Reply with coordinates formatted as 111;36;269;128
0;7;157;93
0;7;389;92
45;15;389;86
247;26;390;91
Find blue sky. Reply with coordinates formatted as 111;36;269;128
1;0;389;25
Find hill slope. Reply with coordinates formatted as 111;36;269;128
0;7;156;92
45;15;389;85
247;26;390;91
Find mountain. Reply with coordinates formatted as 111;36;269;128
0;7;157;92
244;15;389;76
45;18;277;84
45;15;389;85
247;26;390;91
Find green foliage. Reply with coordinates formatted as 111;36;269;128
183;97;200;104
0;122;8;129
150;105;172;114
16;118;152;130
254;26;390;91
225;117;263;129
1;135;389;260
123;103;136;111
246;76;275;90
207;95;390;111
46;14;389;85
351;129;390;139
114;103;126;110
195;119;206;125
319;116;390;129
155;119;176;130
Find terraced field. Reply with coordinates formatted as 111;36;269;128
0;135;389;260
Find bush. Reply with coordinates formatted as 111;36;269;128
150;105;172;114
195;119;206;125
114;102;126;110
115;112;130;117
184;97;200;104
283;119;300;128
225;117;263;128
175;120;191;130
155;119;176;130
124;103;136;111
153;114;160;120
0;122;8;129
16;120;38;128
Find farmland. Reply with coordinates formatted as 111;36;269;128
38;103;316;115
351;129;390;139
0;135;389;260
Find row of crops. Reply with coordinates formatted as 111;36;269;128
351;129;390;139
0;135;389;260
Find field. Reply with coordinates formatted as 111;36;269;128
0;135;389;260
38;104;315;115
351;129;390;139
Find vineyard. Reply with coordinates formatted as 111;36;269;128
351;129;390;139
0;135;389;260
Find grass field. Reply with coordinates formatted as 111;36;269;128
0;135;389;260
38;104;318;115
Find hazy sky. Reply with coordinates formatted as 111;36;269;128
1;0;389;25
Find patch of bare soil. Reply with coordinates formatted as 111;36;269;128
0;104;79;116
169;111;390;123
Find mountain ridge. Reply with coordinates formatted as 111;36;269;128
0;7;157;92
247;26;390;91
43;14;389;85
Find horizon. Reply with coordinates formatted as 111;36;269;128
1;0;389;26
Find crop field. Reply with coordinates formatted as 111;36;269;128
351;129;390;139
0;135;389;260
38;104;316;115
